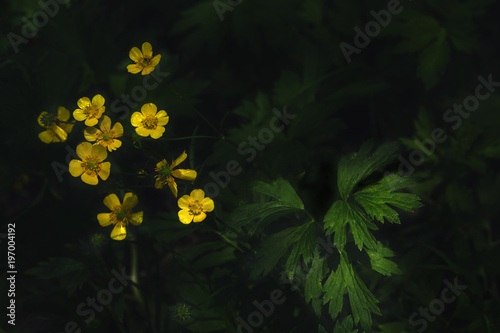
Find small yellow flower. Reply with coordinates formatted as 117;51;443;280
178;189;214;224
127;42;161;75
84;116;124;152
97;192;143;241
69;142;111;185
37;107;74;143
73;94;105;126
155;151;197;197
131;103;169;139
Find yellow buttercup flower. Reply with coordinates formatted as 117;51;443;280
69;142;111;185
73;94;105;126
131;103;169;139
97;192;143;241
155;151;197;197
127;42;161;75
177;189;214;224
84;116;123;152
37;107;74;143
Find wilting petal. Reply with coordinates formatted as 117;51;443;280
84;127;100;142
69;159;83;176
130;112;144;127
201;197;215;212
130;211;143;225
81;173;98;185
142;42;153;58
111;223;127;241
168;179;178;198
177;195;191;210
172;169;197;181
107;140;122;151
122;192;139;210
52;125;68;142
77;97;91;109
191;189;205;201
76;142;93;159
141;103;157;116
171;151;187;169
99;162;111;180
178;210;193;224
129;47;143;62
103;193;120;210
97;213;112;226
57;107;71;121
193;212;207;223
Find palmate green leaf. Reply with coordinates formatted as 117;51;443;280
251;221;316;278
417;28;450;89
333;315;358;333
323;252;380;330
366;242;402;276
324;200;377;251
305;250;325;304
337;141;400;200
253;177;304;209
354;173;423;224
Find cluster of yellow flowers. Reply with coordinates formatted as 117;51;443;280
37;42;214;240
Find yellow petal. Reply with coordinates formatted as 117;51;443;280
111;223;127;241
84;117;99;127
178;210;193;224
135;127;151;137
141;103;157;116
76;142;93;159
96;106;105;119
84;127;99;142
130;112;144;127
193;212;207;223
122;192;139;210
103;193;121;210
141;66;155;75
92;94;105;108
155;178;165;189
81;173;98;185
150;126;165;139
99;162;111;180
38;112;48;127
112;122;124;137
77;97;91;109
60;123;74;134
142;42;153;58
171;151;187;169
129;46;143;62
168;180;178;198
100;116;111;130
73;109;87;121
97;213;112;226
130;211;143;225
172;169;197;181
57;106;71;121
201;197;215;212
52;125;68;142
127;64;143;74
107;140;122;151
178;195;191;210
156;159;167;169
150;54;161;67
191;189;205;201
156;110;169;126
69;160;83;176
38;130;55;144
92;144;108;161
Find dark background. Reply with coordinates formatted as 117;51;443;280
1;0;500;332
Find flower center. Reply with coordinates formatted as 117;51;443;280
82;156;101;175
115;210;127;221
159;164;171;177
142;115;158;130
40;113;55;127
103;132;111;141
189;200;203;216
111;207;131;225
84;104;100;118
